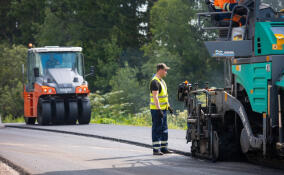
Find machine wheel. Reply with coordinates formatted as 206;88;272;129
37;100;51;125
212;131;219;162
218;127;241;161
53;101;65;125
24;117;36;125
65;101;77;125
78;98;91;124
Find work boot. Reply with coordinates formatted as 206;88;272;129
153;150;164;155
161;149;173;154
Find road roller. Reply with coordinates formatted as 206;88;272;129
23;46;93;125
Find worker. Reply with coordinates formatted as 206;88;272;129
46;56;60;69
149;63;174;155
214;0;237;11
280;9;284;18
214;0;246;26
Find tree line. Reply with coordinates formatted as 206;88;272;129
0;0;221;119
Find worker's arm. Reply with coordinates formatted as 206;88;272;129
152;90;161;110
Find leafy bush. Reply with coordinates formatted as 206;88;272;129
89;91;187;129
0;44;27;120
2;114;24;123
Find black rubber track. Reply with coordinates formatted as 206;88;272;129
37;100;51;125
65;101;78;125
53;101;65;125
78;99;91;124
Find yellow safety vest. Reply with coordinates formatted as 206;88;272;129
149;76;169;110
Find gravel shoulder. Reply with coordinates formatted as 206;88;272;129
0;161;19;175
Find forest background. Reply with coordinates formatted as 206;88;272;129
0;0;224;128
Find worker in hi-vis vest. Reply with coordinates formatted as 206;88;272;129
149;63;174;155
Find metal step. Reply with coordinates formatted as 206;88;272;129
204;113;223;118
203;27;229;30
188;119;197;123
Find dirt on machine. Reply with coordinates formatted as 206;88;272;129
23;46;94;125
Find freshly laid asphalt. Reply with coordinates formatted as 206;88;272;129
4;123;191;154
1;126;283;175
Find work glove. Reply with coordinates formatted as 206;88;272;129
168;106;174;114
158;109;164;119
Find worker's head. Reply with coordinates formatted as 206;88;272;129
281;9;284;18
156;63;170;78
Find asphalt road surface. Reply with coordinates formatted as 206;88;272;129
0;125;284;175
4;123;189;153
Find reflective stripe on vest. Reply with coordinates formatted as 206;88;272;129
149;76;168;110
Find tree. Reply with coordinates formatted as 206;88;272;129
35;8;75;46
0;0;15;44
0;44;27;118
36;0;151;92
110;63;148;113
142;0;219;109
0;0;46;45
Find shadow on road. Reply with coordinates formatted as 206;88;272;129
39;154;284;175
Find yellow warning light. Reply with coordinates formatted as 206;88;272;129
273;34;284;50
250;89;254;94
266;56;270;62
272;44;278;50
184;80;188;85
236;65;241;71
28;43;33;48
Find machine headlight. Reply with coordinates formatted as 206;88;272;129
76;86;89;94
41;86;55;94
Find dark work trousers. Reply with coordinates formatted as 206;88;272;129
151;109;168;152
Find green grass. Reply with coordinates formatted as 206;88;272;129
2;114;24;123
2;111;189;129
89;91;188;130
91;110;187;130
1;111;187;130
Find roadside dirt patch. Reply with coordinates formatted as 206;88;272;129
0;161;19;175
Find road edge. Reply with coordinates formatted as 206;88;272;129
0;154;31;175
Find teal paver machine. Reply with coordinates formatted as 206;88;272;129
178;0;284;162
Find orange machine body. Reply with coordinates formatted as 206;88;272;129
24;84;89;117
